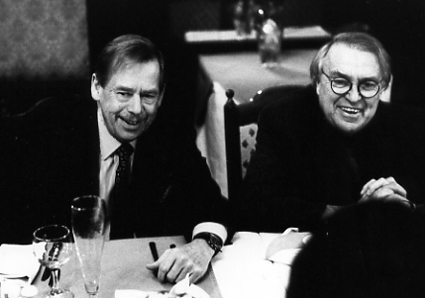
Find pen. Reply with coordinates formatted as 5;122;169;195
149;241;159;261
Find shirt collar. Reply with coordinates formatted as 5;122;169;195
97;107;136;161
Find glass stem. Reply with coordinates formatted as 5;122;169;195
50;269;62;294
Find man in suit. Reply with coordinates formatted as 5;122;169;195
2;35;228;284
237;32;425;233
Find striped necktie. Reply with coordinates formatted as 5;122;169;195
110;143;134;239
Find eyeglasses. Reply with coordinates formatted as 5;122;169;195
321;70;381;99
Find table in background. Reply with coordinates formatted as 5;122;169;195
185;26;332;54
34;236;222;298
196;49;316;198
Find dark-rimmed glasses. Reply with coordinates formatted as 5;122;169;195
321;70;381;98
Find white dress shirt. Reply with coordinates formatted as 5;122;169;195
97;108;136;207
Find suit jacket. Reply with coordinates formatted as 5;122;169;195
1;95;227;243
237;85;425;233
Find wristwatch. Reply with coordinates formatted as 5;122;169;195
193;232;223;257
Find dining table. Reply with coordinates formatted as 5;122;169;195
32;236;222;298
1;230;311;298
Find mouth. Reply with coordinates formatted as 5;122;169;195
119;116;142;128
339;106;362;116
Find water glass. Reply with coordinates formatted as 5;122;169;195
32;224;74;298
71;195;106;297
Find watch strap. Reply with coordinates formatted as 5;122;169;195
193;232;223;257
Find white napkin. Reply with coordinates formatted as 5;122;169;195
115;275;209;298
263;228;312;264
0;244;40;283
0;244;40;298
211;228;312;298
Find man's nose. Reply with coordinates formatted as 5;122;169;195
127;95;142;114
346;85;362;103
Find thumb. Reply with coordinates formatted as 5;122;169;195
146;261;159;270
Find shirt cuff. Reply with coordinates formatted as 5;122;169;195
192;222;228;244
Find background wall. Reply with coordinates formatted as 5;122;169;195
0;0;90;114
0;0;89;79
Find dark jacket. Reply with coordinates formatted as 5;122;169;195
0;95;227;243
237;85;425;232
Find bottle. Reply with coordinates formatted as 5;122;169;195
258;18;282;67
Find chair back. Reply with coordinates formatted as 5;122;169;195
223;85;304;201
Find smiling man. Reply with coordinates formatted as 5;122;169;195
235;32;425;233
91;58;163;142
4;35;228;284
316;43;384;134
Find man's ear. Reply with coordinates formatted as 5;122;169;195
316;81;321;95
91;74;101;101
380;75;393;103
157;85;166;107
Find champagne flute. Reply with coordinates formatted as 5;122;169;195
71;195;106;297
32;224;74;298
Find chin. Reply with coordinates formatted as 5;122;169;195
340;125;365;135
116;132;140;142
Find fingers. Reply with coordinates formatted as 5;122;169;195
155;249;178;282
360;177;390;200
158;253;186;283
360;177;407;202
146;248;200;284
385;178;407;198
146;242;211;284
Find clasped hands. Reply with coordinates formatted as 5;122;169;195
146;238;214;284
360;176;411;207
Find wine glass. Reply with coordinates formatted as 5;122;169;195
71;195;106;297
32;224;74;298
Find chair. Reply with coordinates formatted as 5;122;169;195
223;84;304;201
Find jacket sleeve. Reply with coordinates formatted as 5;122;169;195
173;134;230;241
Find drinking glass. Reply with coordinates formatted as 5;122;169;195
71;195;106;297
32;225;74;298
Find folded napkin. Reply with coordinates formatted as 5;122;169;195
264;228;312;264
0;244;40;298
0;244;40;283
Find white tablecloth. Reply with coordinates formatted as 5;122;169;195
212;229;311;298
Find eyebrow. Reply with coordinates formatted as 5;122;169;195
113;86;134;92
113;85;160;95
330;70;380;82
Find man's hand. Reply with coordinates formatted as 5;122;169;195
359;177;409;206
146;239;214;284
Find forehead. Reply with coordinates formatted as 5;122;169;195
324;44;381;78
108;60;160;88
